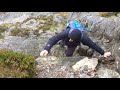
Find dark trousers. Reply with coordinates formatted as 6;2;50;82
65;47;77;57
59;40;77;57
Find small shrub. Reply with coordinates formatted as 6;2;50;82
0;48;35;78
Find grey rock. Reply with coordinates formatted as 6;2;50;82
97;67;120;78
1;12;120;78
21;19;40;30
72;57;98;72
80;73;91;78
0;36;49;57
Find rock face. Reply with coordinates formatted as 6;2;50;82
35;56;120;78
0;12;67;57
97;67;120;78
35;56;98;78
0;12;120;78
35;56;81;78
0;12;53;24
0;36;49;58
70;12;120;71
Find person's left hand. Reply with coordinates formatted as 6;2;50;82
104;52;111;58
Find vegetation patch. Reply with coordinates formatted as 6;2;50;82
99;12;120;17
22;15;66;32
11;28;30;37
1;13;68;37
0;23;21;28
0;27;6;39
0;48;35;78
0;26;7;32
0;34;4;39
0;23;14;27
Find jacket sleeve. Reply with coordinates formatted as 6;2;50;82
44;30;68;52
81;33;105;55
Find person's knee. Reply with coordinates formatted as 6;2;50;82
65;47;76;57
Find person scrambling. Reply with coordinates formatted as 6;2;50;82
40;21;111;58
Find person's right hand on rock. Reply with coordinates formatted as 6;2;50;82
40;50;48;57
104;52;111;58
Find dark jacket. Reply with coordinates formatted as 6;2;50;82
44;28;104;55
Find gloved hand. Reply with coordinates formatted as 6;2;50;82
40;50;48;57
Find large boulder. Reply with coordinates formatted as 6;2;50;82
72;57;98;78
72;57;98;71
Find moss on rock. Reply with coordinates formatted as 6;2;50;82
0;34;4;39
0;27;6;39
0;13;67;37
10;28;30;37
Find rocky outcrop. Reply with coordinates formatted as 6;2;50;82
97;67;120;78
0;12;120;78
0;12;67;57
0;35;50;58
69;12;120;72
35;56;79;78
35;56;120;78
